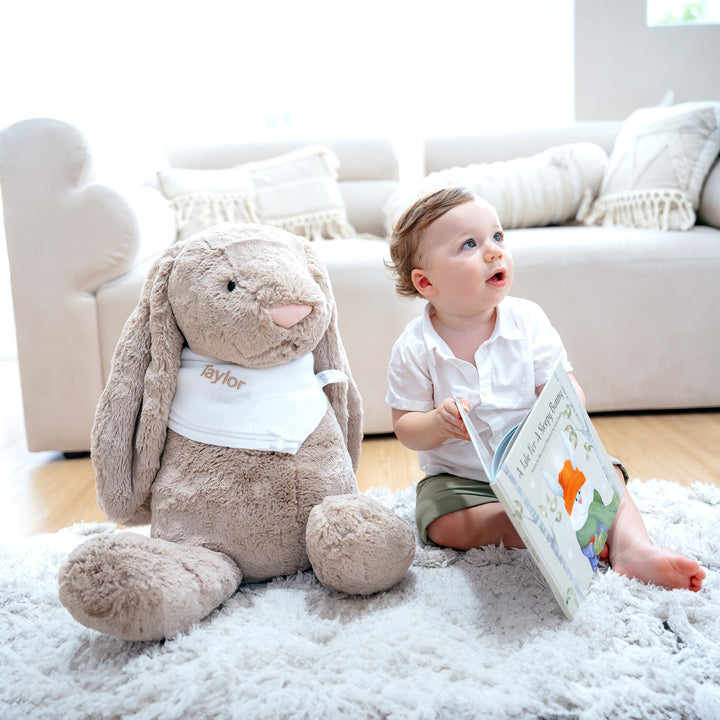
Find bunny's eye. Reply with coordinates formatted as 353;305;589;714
227;280;236;292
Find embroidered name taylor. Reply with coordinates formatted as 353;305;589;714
199;363;246;390
168;348;346;454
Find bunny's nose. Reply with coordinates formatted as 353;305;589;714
269;303;313;329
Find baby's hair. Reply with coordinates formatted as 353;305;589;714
387;186;477;297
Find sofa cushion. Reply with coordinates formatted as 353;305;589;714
583;101;720;231
383;142;608;234
157;167;258;242
244;145;356;240
158;145;357;242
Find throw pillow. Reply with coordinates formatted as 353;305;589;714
157;167;258;242
583;101;720;231
244;145;356;241
383;143;608;235
158;146;356;242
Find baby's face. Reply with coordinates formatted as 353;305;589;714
412;199;513;318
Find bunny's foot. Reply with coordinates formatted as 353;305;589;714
58;532;241;641
306;494;415;595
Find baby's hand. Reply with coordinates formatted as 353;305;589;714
434;398;471;441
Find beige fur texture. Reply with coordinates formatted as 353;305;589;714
58;223;415;641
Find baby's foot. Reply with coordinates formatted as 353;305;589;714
611;544;705;592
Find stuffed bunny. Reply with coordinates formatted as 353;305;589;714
58;223;415;641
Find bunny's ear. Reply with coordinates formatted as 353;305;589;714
303;240;363;472
92;242;185;524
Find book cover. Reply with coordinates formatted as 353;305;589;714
455;360;625;618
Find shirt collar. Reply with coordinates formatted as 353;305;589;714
494;298;525;341
421;298;524;359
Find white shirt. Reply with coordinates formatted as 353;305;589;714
168;349;345;454
385;296;571;481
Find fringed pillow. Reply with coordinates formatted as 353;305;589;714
383;143;608;235
157;167;258;242
244;146;356;241
583;102;720;231
157;146;356;243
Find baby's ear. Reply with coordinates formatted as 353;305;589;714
411;268;434;296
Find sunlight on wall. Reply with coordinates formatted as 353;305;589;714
0;0;573;357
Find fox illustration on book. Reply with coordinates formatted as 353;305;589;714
543;422;621;570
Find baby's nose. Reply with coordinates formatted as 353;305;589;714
269;303;313;329
484;242;503;261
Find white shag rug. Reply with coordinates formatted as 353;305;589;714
2;479;719;720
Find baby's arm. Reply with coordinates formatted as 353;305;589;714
392;399;470;451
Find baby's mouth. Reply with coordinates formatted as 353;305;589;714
486;270;507;287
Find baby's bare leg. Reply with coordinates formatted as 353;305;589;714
426;472;705;593
427;503;526;551
607;471;705;592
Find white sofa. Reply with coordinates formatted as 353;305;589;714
2;116;720;454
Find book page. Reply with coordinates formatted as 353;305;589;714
453;397;494;480
490;361;625;617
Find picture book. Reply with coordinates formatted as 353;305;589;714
454;360;625;619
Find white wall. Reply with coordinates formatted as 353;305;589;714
0;0;574;183
574;0;720;121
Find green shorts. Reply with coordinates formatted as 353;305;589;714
415;458;629;546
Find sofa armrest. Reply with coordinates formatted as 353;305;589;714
1;119;175;289
0;118;174;451
698;157;720;229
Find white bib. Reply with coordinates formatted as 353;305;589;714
168;348;346;454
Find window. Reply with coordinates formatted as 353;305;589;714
647;0;720;26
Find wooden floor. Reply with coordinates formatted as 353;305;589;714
1;358;719;540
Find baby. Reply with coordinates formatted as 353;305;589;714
385;186;704;592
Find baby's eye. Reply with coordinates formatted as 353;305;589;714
493;232;504;243
462;238;477;249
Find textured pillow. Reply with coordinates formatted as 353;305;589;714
383;143;608;234
158;146;356;242
244;145;356;241
583;101;720;231
157;167;258;242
